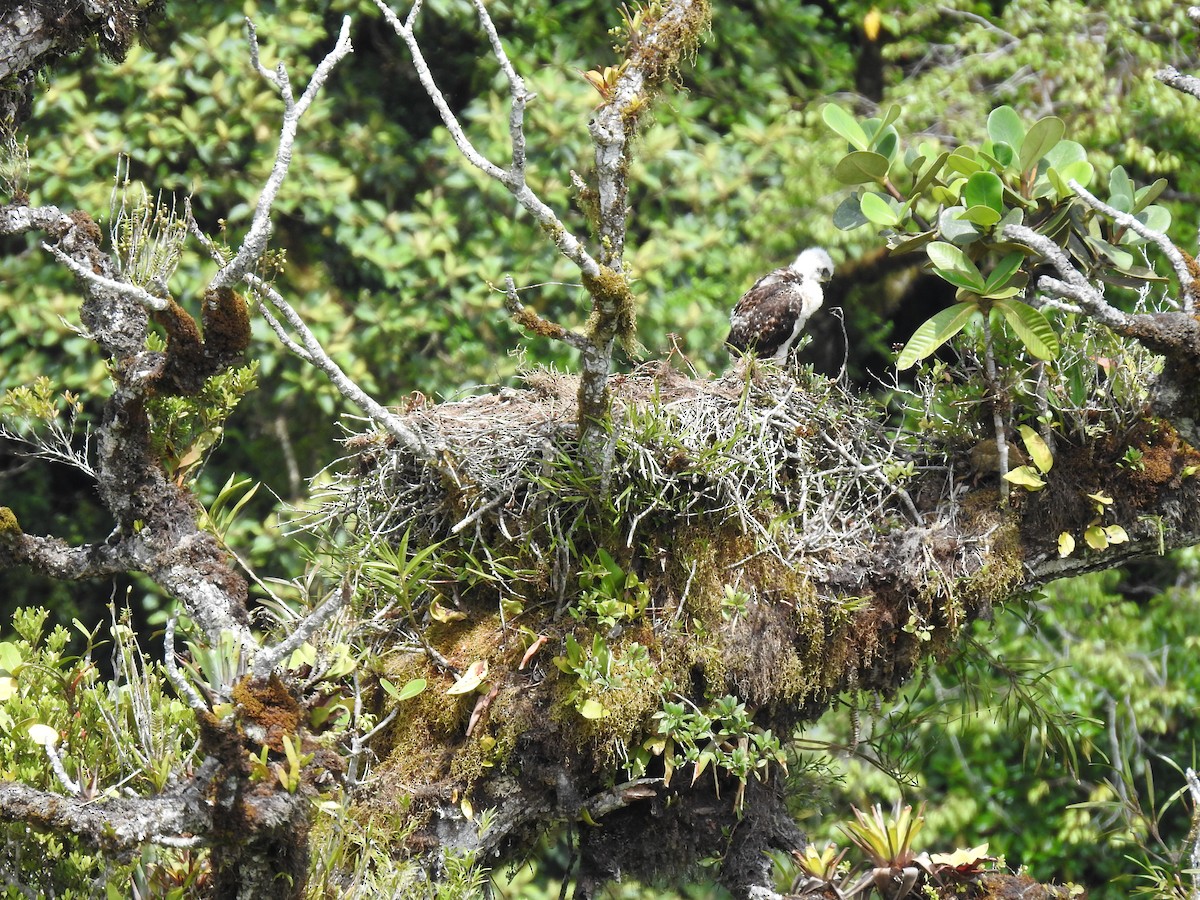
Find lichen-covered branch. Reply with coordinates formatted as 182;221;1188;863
0;526;133;581
1067;179;1198;312
0;758;219;855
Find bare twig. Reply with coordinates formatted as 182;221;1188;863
41;244;168;311
211;17;354;290
165;615;208;713
370;0;599;278
243;273;434;459
253;579;351;673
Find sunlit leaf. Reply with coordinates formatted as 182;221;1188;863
834;151;891;184
1003;466;1046;490
983;252;1025;295
1107;166;1134;212
823;103;869;151
896;302;978;370
1058;532;1076;557
964;171;1004;213
579;698;609;719
447;659;488;695
430;599;467;623
987;106;1025;151
994;298;1060;360
860;191;900;226
1017;425;1054;474
1084;525;1109;550
961;205;1002;227
1105;525;1130;544
27;723;58;747
1019;115;1065;173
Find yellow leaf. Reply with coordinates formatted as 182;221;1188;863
1087;491;1114;506
930;843;990;868
1104;524;1129;544
27;723;58;747
0;676;14;702
430;599;466;624
1017;425;1053;474
578;699;609;719
1084;525;1108;550
1002;465;1045;490
863;7;882;41
447;660;488;695
1057;532;1075;558
460;795;474;821
579;807;602;826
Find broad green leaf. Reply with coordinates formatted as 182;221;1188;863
876;102;902;135
834;151;890;184
945;148;983;177
396;678;427;701
1132;178;1168;213
1087;235;1135;269
823;103;869;151
1059;160;1094;190
937;268;989;293
1108;166;1134;212
896;301;978;370
987;106;1025;150
1136;205;1171;236
927;242;984;287
1017;424;1053;473
989;141;1016;169
834;194;870;230
1058;532;1076;557
860;191;900;226
0;642;21;675
939;207;982;244
983;252;1025;295
961;205;1002;227
911;149;950;194
873;129;899;163
994;299;1060;360
1019;116;1065;173
1003;466;1046;490
1044;139;1087;169
964;171;1004;213
887;231;936;254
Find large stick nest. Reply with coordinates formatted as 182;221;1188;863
314;361;922;592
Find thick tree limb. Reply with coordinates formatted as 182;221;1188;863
0;530;132;581
0;758;219;857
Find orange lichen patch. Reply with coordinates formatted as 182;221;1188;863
232;674;303;751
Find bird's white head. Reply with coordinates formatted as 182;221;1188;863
790;247;835;283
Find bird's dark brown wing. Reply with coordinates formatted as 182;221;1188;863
726;270;802;355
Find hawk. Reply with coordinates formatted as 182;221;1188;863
726;247;835;363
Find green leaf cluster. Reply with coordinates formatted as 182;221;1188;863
827;99;1172;369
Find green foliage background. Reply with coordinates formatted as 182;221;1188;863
2;0;1200;896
